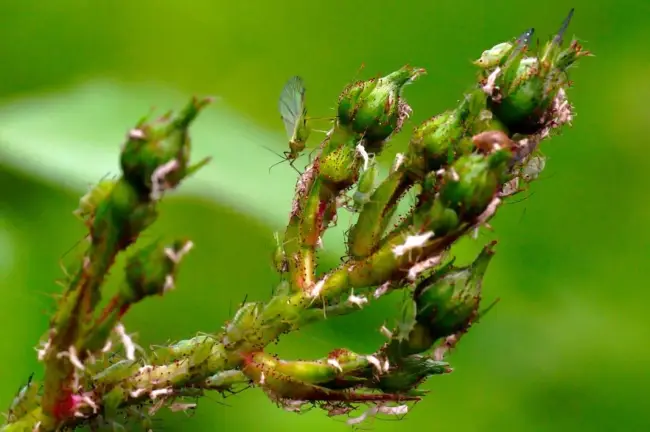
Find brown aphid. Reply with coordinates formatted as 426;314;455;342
472;130;516;153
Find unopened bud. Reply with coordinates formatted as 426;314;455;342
407;90;485;174
481;11;590;134
120;96;212;198
413;242;496;339
439;151;510;218
319;145;359;188
123;239;193;303
377;355;450;394
337;65;425;144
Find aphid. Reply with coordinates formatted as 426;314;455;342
474;27;535;70
267;76;311;173
521;154;546;182
473;42;514;70
271;232;288;273
350;158;378;212
472;130;516;153
7;373;39;422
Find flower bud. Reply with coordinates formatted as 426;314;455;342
407;90;485;174
413;242;496;339
439;150;510;218
319;145;359;189
120;96;212;199
481;11;590;134
337;65;425;143
123;239;193;303
377;355;450;394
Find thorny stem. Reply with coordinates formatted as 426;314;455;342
2;10;589;431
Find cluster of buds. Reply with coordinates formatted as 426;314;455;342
264;9;587;420
4;99;213;431
2;10;588;432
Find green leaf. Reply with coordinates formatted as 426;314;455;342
0;81;302;228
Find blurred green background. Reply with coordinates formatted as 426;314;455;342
1;0;649;430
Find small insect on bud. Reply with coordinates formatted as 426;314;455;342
74;178;117;225
267;76;312;173
521;154;546;182
7;373;39;423
473;40;518;70
351;158;379;212
472;130;516;153
272;232;287;273
337;65;425;145
483;10;590;134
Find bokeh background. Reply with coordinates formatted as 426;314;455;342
1;0;649;430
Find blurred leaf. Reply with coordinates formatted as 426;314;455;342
0;81;298;226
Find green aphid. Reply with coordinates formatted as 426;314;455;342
269;76;311;172
351;158;378;212
271;231;287;273
473;27;535;70
474;42;514;69
73;177;116;224
7;373;39;422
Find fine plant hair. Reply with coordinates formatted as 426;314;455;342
2;10;590;431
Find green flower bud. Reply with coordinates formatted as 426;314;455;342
423;200;460;237
483;11;590;134
120;96;212;199
123;238;193;303
490;57;545;129
377;355;450;394
407;90;485;174
319;145;359;188
408;111;461;172
439;150;510;218
413;242;496;339
337;65;425;143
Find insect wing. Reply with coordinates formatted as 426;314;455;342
279;76;307;142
